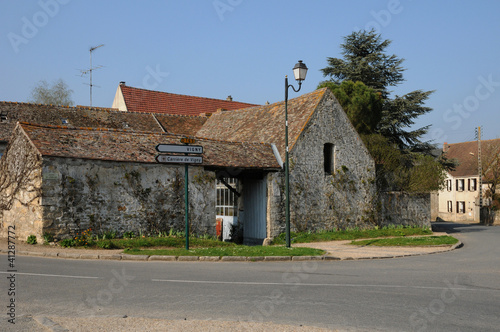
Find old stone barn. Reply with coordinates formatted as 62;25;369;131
0;87;429;244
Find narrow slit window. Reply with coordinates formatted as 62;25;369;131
324;143;335;175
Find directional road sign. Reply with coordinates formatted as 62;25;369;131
156;144;203;154
155;155;203;164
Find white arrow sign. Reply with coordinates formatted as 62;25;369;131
156;144;203;154
156;155;203;164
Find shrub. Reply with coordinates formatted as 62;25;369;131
27;235;37;245
123;231;135;239
43;232;54;244
59;238;75;247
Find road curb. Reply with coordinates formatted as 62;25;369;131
2;240;463;262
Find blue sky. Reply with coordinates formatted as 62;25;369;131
2;0;500;146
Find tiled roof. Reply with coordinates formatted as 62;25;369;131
444;138;500;179
119;85;257;115
18;123;280;170
0;102;163;142
196;88;328;157
154;114;208;136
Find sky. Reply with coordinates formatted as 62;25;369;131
1;0;500;146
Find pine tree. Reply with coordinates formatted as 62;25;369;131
321;29;434;154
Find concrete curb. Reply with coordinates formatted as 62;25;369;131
1;240;463;262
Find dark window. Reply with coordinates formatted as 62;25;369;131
456;179;464;192
468;179;477;191
0;111;8;122
447;200;453;212
324;143;335;174
446;179;452;191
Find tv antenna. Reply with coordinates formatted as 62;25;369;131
80;44;104;107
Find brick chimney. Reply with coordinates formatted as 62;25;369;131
443;142;450;153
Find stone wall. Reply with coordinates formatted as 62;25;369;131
0;140;217;242
267;92;378;239
0;127;43;242
481;207;500;225
379;192;431;228
39;158;216;240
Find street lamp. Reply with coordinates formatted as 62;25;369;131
285;60;308;248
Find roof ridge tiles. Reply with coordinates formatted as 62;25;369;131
121;85;257;106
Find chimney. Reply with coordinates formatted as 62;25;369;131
443;142;450;153
226;95;233;101
119;81;126;86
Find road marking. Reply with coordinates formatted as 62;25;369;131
152;279;481;292
0;271;99;279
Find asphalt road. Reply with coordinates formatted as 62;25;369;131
1;222;499;331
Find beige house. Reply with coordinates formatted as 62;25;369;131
437;139;500;222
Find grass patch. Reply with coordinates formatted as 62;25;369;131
123;246;325;257
350;236;458;247
89;236;236;250
272;226;432;245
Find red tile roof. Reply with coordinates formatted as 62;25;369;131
17;123;281;170
444;139;500;180
120;85;258;116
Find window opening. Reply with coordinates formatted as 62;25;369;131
216;178;238;217
324;143;335;174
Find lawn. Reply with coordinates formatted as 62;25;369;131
350;235;459;247
271;226;433;245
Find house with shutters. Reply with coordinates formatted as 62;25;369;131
437;139;500;222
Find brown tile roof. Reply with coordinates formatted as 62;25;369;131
153;114;208;136
120;85;258;115
0;102;164;142
444;138;500;179
196;88;328;157
18;123;280;170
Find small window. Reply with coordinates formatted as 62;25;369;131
0;111;8;122
447;201;453;212
468;179;477;191
324;143;335;174
456;201;465;214
456;179;464;192
446;179;452;191
61;119;69;125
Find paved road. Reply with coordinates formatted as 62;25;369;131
1;222;499;331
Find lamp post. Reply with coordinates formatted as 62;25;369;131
285;60;308;248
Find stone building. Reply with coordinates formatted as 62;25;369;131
0;122;280;242
198;88;378;242
0;87;430;244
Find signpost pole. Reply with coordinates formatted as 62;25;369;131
185;162;189;250
156;137;201;251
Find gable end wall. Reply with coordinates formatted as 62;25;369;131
267;92;377;237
